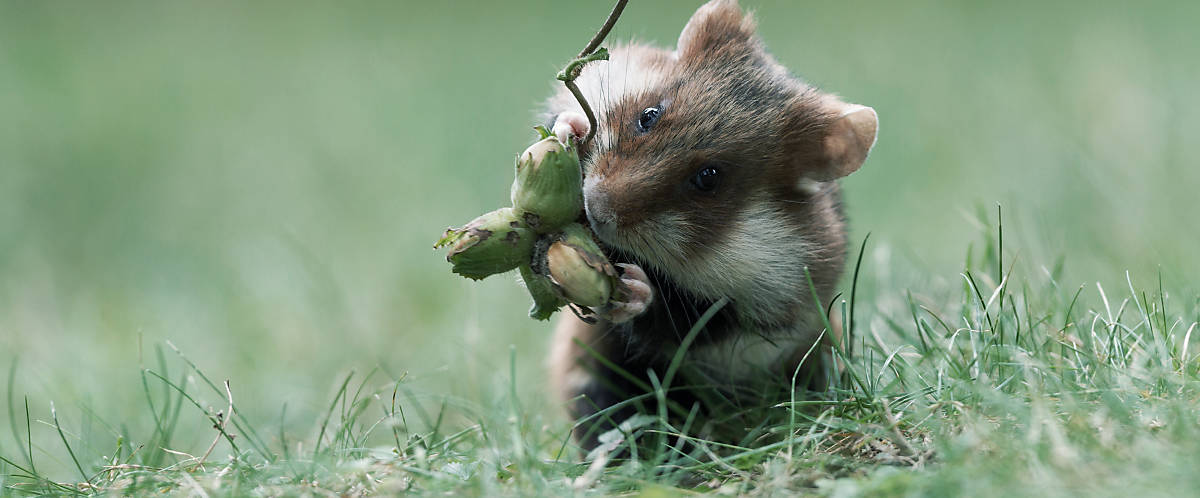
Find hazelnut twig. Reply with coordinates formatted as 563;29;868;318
555;0;629;145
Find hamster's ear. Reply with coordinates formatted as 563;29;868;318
787;96;878;183
676;0;756;60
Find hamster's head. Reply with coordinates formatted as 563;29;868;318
546;0;878;324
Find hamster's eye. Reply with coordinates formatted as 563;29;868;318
636;107;661;133
691;166;720;192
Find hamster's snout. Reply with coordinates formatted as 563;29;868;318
582;175;618;243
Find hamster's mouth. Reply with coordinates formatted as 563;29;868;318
579;213;641;269
581;177;618;243
586;221;664;281
582;218;631;265
584;213;618;247
581;204;648;269
580;176;680;276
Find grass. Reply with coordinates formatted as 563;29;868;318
2;0;1199;496
3;214;1198;496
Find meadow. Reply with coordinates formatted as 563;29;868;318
1;0;1198;495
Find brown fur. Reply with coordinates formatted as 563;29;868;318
544;0;875;450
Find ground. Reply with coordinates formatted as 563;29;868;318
5;221;1199;495
1;1;1198;496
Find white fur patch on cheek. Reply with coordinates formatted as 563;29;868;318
663;202;812;323
797;178;823;195
620;212;692;275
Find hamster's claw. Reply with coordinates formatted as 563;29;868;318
598;263;653;324
552;111;590;145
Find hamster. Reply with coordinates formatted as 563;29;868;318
542;0;878;449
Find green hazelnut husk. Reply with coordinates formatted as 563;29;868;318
435;207;536;280
544;223;620;307
519;264;565;320
510;136;583;233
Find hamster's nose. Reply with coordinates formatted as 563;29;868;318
583;175;617;242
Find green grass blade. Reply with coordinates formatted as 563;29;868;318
313;371;354;457
49;402;90;487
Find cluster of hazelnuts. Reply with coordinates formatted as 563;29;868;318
435;128;624;320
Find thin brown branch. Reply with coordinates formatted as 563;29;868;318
559;0;630;145
577;0;629;59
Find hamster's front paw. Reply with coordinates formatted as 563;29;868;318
552;111;590;144
597;263;653;324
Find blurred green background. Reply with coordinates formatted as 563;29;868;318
1;0;1197;458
